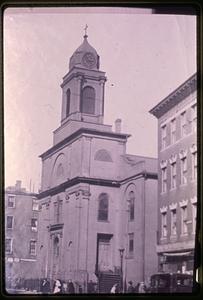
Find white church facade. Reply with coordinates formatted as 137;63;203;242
37;32;158;293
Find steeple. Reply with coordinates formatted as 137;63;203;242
69;27;100;71
60;29;106;126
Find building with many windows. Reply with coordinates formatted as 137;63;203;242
37;33;158;293
5;180;39;289
150;73;197;274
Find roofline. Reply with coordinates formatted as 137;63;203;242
39;128;131;160
37;177;120;199
5;190;38;197
149;73;197;118
37;171;157;199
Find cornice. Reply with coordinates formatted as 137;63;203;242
37;177;120;199
149;73;197;118
61;68;106;88
39;128;130;160
37;170;157;200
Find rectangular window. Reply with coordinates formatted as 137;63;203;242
31;218;38;232
192;151;197;180
128;233;134;254
161;212;167;238
29;240;37;256
5;238;12;253
161;167;167;193
181;206;188;235
191;104;197;133
171;118;176;144
161;125;167;149
171;209;177;236
7;195;15;208
32;198;39;211
180;157;187;185
6;216;13;229
180;111;187;137
192;203;197;234
170;163;176;189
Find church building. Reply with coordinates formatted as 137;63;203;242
37;32;158;293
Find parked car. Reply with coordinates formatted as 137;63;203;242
150;272;193;293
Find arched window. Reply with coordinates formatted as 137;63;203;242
81;86;95;114
98;193;109;221
53;236;59;257
66;89;71;117
128;191;135;221
94;149;113;162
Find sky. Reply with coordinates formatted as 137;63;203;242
4;7;196;192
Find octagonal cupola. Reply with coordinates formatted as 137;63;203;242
69;33;100;70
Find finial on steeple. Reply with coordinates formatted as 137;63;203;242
84;24;88;38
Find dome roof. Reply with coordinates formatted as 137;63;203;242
69;35;100;70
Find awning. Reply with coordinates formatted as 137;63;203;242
163;251;192;257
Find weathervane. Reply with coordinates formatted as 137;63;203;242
84;24;88;37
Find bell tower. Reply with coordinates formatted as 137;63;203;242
60;29;107;125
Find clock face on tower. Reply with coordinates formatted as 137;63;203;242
82;52;96;68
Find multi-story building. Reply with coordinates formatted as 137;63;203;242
37;33;158;292
150;73;197;274
5;180;39;289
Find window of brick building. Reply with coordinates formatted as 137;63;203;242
180;157;187;185
192;151;197;180
32;198;39;211
161;167;167;193
29;240;37;255
170;118;176;144
5;238;12;253
7;195;15;208
192;202;197;234
31;218;38;232
171;209;177;236
181;206;188;235
191;104;197;133
6;216;13;229
161;212;167;238
170;162;176;189
180;111;187;137
161;125;167;149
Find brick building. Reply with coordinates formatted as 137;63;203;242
5;180;39;289
37;33;158;292
149;73;197;274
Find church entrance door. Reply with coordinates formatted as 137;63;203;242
97;234;113;272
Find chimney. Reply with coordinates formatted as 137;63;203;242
115;118;122;133
15;180;22;190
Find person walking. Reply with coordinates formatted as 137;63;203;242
87;280;95;293
67;279;75;294
40;278;51;294
110;283;119;294
53;279;62;294
138;282;147;293
127;281;134;293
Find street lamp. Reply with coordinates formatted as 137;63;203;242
119;248;125;292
